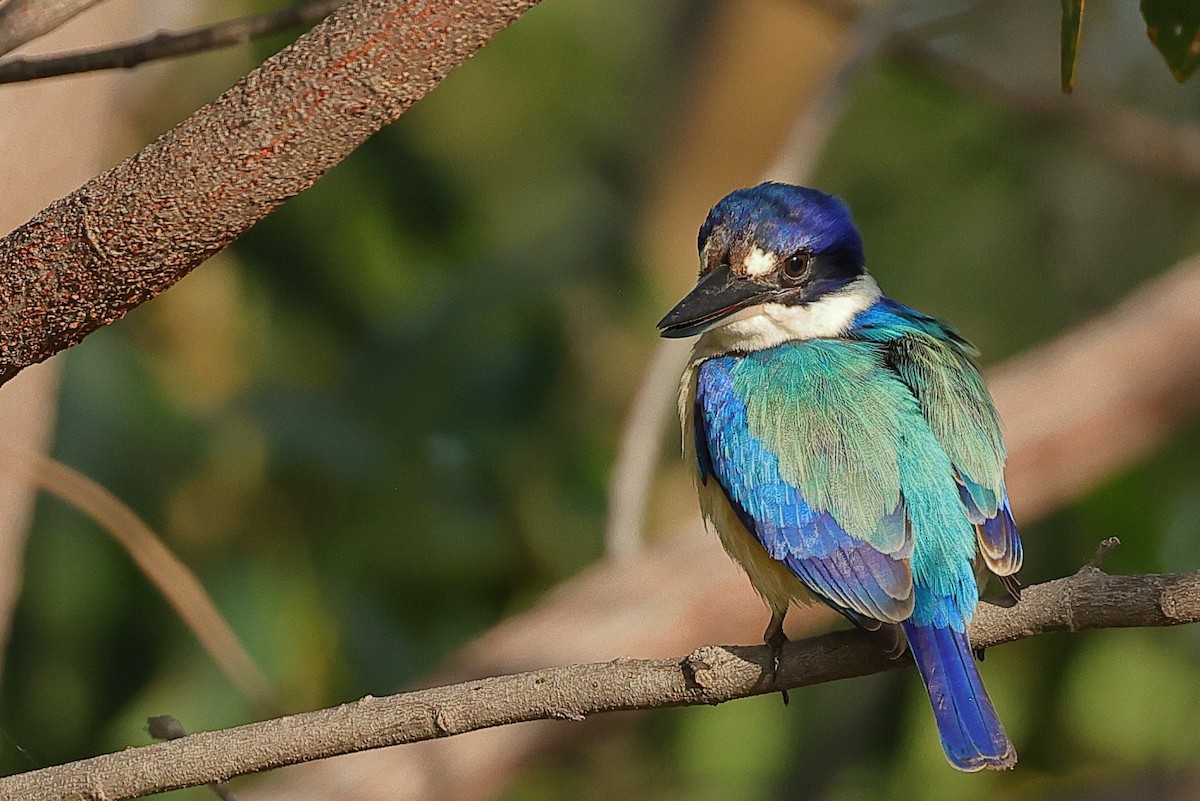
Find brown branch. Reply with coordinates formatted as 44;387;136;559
886;37;1200;187
0;0;136;687
149;716;240;801
0;0;348;84
801;0;1200;186
247;243;1200;801
3;565;1198;800
605;1;872;560
0;0;104;55
993;252;1200;519
0;0;542;389
0;364;59;684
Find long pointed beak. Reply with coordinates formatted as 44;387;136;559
657;262;771;338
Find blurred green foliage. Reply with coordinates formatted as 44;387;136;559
4;1;1200;800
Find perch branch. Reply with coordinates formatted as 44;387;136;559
0;0;543;389
149;716;240;801
3;565;1198;800
0;0;348;83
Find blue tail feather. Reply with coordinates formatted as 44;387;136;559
902;621;1016;771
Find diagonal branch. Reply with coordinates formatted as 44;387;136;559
0;0;543;389
0;0;105;55
0;0;348;84
2;565;1197;800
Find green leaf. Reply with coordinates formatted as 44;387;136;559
1141;0;1200;83
1060;0;1085;94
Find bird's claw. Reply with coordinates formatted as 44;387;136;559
765;628;789;704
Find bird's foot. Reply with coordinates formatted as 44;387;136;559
766;628;788;676
764;626;790;705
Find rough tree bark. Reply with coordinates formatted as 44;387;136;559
0;0;543;388
2;563;1197;801
0;0;104;55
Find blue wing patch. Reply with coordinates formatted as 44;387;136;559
695;357;914;623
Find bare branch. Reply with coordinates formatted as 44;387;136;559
149;716;240;801
0;0;348;84
249;240;1200;800
1087;536;1121;569
0;0;138;685
2;565;1198;800
993;253;1200;519
0;364;59;681
0;0;543;390
803;0;1200;186
0;0;104;55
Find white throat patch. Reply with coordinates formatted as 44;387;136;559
692;275;881;359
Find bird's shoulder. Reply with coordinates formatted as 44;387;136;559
847;295;1007;500
846;296;979;357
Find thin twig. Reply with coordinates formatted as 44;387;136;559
0;0;347;84
0;0;105;56
0;450;280;713
0;363;60;684
1087;537;1122;569
604;337;693;558
800;0;1200;185
2;565;1198;800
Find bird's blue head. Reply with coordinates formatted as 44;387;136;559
658;183;868;338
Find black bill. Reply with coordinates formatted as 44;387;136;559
656;262;772;338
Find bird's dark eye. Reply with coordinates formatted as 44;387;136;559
782;252;811;281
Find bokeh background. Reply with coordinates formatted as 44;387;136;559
3;1;1200;799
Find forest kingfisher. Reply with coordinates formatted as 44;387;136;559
658;183;1022;771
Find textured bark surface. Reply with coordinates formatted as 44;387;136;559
0;0;347;83
0;0;541;387
0;0;143;684
0;0;103;54
2;565;1197;800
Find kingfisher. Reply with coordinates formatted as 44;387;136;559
657;183;1021;771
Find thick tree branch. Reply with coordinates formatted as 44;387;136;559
0;0;542;388
2;565;1197;800
0;0;104;55
0;0;348;84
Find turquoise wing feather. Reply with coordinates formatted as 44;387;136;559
696;337;981;629
696;352;913;624
851;298;1022;578
693;305;1018;771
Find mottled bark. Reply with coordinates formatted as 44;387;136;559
0;0;104;55
2;565;1197;800
0;0;541;387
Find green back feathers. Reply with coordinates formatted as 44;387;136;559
889;335;1005;506
728;330;998;601
852;302;1006;510
734;341;905;543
